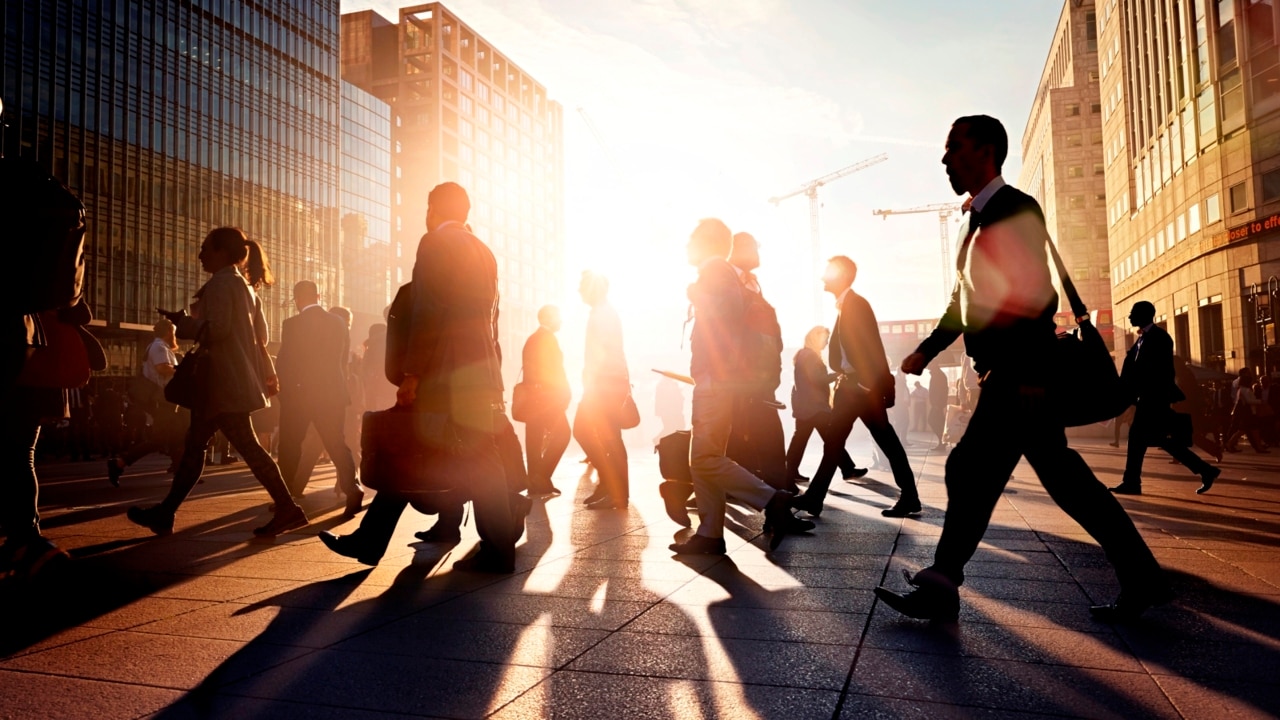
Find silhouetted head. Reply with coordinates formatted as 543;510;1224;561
201;227;273;288
579;271;609;307
153;318;177;350
730;232;760;271
944;115;1006;196
823;255;857;296
1129;301;1156;327
293;280;319;312
538;304;562;332
426;182;471;232
687;218;733;267
329;305;352;329
803;325;830;354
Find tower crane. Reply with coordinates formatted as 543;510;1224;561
769;153;888;320
872;202;964;302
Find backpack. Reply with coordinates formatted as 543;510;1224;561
1;157;86;315
740;285;783;392
385;283;412;386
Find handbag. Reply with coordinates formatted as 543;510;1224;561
165;345;208;410
656;430;692;482
18;310;97;389
1046;239;1128;427
360;407;461;509
615;389;641;430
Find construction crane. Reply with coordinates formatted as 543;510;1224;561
769;153;888;320
872;202;964;302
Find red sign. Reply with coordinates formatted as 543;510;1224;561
1223;211;1280;243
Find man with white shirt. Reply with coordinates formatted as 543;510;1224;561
877;115;1169;623
793;256;917;519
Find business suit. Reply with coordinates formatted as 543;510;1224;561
521;325;570;495
340;221;515;565
1119;324;1215;489
907;181;1163;596
276;305;360;499
799;288;916;514
724;271;789;489
784;347;857;480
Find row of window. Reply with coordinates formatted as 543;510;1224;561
1113;196;1217;284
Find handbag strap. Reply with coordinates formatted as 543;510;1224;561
1044;237;1090;323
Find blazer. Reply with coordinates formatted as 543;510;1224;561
914;185;1060;378
1121;325;1184;408
830;288;893;400
522;326;570;407
276;305;351;408
403;222;503;416
688;257;745;384
791;347;834;420
177;266;270;417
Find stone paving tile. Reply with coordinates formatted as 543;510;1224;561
0;630;312;690
335;616;609;667
219;650;550;719
150;694;439;719
130;601;392;649
730;550;890;570
0;669;184;720
665;580;877;614
175;555;355;582
568;631;856;689
955;596;1115;633
837;692;1071;719
528;556;713;581
848;648;1181;719
626;603;869;646
481;572;689;602
80;597;215;631
151;574;295;602
0;626;112;659
1152;674;1280;720
962;576;1093;605
423;592;655;631
232;577;460;613
488;670;840;720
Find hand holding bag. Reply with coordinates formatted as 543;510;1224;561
165;326;208;410
1046;240;1127;426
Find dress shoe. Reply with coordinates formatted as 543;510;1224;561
659;481;693;527
343;487;366;518
669;533;726;555
582;487;607;505
1108;441;1120;448
106;458;124;487
453;548;515;573
764;490;800;550
527;484;561;499
414;523;462;543
874;567;959;621
789;473;811;483
790;492;823;518
881;497;923;517
1197;467;1221;495
1089;584;1175;623
1;535;70;581
842;467;868;481
1109;483;1142;495
253;505;308;537
586;496;627;510
319;530;382;566
127;505;175;536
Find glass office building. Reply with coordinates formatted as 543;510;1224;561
339;80;393;338
1;0;342;372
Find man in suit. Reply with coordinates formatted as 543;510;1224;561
669;219;811;555
1111;301;1220;495
521;304;571;498
574;271;631;510
320;182;517;573
275;280;364;516
724;232;791;491
794;256;918;518
876;115;1169;623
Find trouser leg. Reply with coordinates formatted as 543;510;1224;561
541;412;570;486
466;431;516;558
218;413;297;509
860;396;917;500
356;491;409;557
1161;440;1213;475
275;403;308;496
784;419;815;478
748;400;788;489
495;414;528;494
1;412;42;541
525;418;546;487
689;385;776;539
160;414;220;514
314;403;359;495
805;386;859;505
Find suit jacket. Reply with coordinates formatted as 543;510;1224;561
276;305;351;409
522;326;571;412
914;185;1059;378
688;257;745;384
176;266;270;417
1121;325;1183;408
404;222;503;420
830;288;893;401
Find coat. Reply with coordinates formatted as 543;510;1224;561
791;347;834;421
176;266;270;417
276;305;351;409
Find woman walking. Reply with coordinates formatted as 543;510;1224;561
126;227;307;537
784;326;864;484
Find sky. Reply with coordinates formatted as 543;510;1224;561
342;0;1065;356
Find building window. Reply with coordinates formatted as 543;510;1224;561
1190;202;1203;232
1263;168;1280;203
1066;103;1081;117
1068;165;1084;178
1068;195;1086;209
1177;213;1188;241
1093;162;1105;176
1220;68;1245;131
1067;134;1083;147
1219;0;1238;66
1206;193;1222;223
1229;181;1249;212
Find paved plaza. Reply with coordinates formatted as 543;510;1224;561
1;433;1278;719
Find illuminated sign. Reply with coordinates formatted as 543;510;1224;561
1222;211;1280;243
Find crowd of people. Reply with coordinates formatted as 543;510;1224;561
5;113;1253;625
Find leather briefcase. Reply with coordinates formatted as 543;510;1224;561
360;407;460;508
656;430;692;482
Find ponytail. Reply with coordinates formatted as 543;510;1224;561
207;226;273;288
244;239;274;289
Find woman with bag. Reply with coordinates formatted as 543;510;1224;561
107;319;185;484
573;272;632;510
126;227;306;537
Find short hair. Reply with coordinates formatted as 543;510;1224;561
954;115;1008;173
580;270;609;298
537;304;560;325
827;255;858;285
1131;300;1156;320
731;232;757;254
428;182;471;223
329;306;352;327
153;317;175;337
293;280;318;299
690;218;733;259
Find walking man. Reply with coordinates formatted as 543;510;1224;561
877;115;1169;622
521;304;571;497
1110;301;1221;495
794;256;919;518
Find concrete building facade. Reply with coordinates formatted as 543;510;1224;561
1099;0;1280;373
340;3;565;366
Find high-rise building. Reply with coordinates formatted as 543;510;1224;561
339;80;393;339
340;3;565;369
1019;0;1117;349
1099;0;1280;373
1;0;343;373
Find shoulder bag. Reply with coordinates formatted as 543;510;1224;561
165;330;209;410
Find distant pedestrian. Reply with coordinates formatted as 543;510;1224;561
574;271;631;510
107;318;185;485
1226;367;1269;454
520;304;571;498
783;325;864;483
928;365;948;449
127;227;307;538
